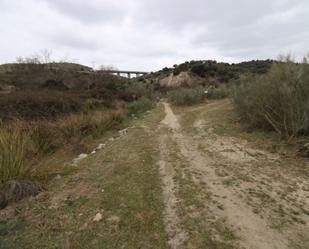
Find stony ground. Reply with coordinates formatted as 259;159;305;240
1;100;308;249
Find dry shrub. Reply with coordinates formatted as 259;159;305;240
0;180;43;209
0;90;83;121
232;56;309;139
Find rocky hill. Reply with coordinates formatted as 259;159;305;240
145;59;274;88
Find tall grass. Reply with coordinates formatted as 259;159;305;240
0;127;27;183
0;108;127;184
232;56;309;139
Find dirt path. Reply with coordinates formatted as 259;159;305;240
1;101;308;249
159;102;308;249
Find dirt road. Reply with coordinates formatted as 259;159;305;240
158;101;309;249
1;100;308;249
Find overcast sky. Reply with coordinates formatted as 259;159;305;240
0;0;308;71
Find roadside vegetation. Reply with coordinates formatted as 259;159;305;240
0;53;308;249
0;56;156;208
232;56;309;139
207;84;232;99
168;87;205;106
172;59;273;82
1;52;308;210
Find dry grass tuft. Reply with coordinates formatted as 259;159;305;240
0;127;28;183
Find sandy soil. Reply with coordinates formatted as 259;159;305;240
159;102;309;249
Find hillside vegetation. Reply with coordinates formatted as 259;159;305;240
1;56;308;210
233;57;309;139
0;61;155;208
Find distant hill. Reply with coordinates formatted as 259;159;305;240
143;59;275;88
0;62;91;72
0;62;125;91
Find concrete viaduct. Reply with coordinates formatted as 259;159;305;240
100;70;148;78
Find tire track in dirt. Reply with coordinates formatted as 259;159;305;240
158;102;187;249
162;102;290;249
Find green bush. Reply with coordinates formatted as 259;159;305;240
127;97;155;114
208;84;230;99
232;57;309;138
168;87;205;106
191;64;206;77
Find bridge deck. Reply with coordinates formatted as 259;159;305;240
100;70;148;75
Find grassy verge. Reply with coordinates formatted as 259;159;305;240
0;105;168;249
0;106;126;183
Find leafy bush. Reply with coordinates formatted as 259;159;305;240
127;97;155;114
191;64;206;77
232;57;309;138
208;84;230;99
168;87;205;106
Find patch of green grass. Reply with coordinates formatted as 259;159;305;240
0;104;168;249
64;196;89;209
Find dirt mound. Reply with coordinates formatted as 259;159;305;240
159;72;206;88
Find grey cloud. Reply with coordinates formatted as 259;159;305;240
42;0;128;24
51;32;99;50
0;0;308;70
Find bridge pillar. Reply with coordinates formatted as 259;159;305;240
127;73;131;79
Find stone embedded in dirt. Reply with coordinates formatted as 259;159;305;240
119;128;128;136
97;143;105;150
108;137;115;142
93;212;103;222
72;153;88;166
78;154;88;160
